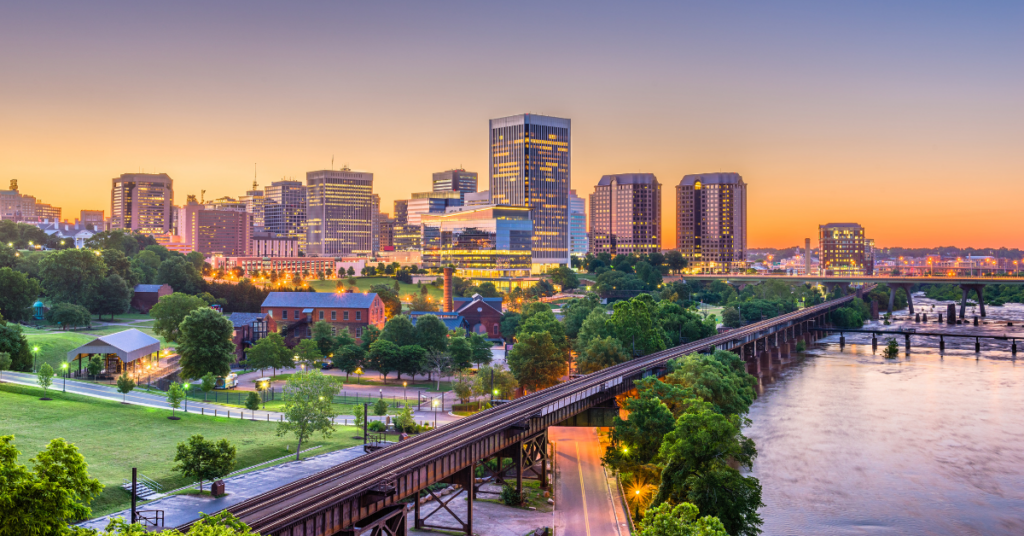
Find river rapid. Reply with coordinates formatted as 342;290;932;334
745;295;1024;535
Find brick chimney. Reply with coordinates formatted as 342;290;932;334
443;267;454;312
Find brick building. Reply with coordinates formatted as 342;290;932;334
261;291;385;342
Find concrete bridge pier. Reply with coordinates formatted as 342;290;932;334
872;333;878;352
904;333;912;353
959;284;986;318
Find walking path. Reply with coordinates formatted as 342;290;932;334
1;372;460;425
78;445;369;531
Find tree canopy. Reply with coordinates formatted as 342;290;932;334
172;434;236;491
178;307;235;380
277;371;340;460
151;293;209;343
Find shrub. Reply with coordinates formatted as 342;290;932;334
500;484;522;506
795;340;807;353
368;420;387;432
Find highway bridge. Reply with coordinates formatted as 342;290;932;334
676;274;1024;318
176;294;859;536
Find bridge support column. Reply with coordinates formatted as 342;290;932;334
888;287;896;315
891;283;915;315
959;284;986;318
415;463;475;535
904;333;911;353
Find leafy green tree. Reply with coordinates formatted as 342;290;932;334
37;362;54;392
359;324;381;352
409;293;437;312
86;355;103;378
381;315;417;347
414;314;449;353
368;339;400;383
562;295;600;339
506;332;566;392
659;301;716;346
353;403;365;429
0;320;31;372
610;294;667;357
293;338;322;370
396;344;426;381
116;372;135;402
394;405;416;433
311;320;336;358
664;351;757;417
637;502;728;536
448;336;473;373
45;302;92;330
98;511;257;535
101;249;138;287
578;336;630;374
178;307;235;380
369;284;402;319
0;243;17;269
468;333;493;368
151;292;208;342
499;312;521;342
277;370;340;460
172;434;236;491
333;324;356;350
246;332;287;376
575;306;612;353
0;435;104;535
333;344;365;381
200;372;217;401
453;378;473;402
665;250;687;273
131;249;162;284
634;261;663;290
39;248;107;306
423;350;453;390
547;266;580;290
245;391;261;416
185;251;205;271
372;397;388;417
472;364;518;399
0;351;11;380
166;382;185;417
157;256;202;294
595;270;646;293
0;267;40;322
89;274;133;320
653;401;763;536
604;392;676;470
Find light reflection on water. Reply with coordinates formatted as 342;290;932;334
745;295;1024;535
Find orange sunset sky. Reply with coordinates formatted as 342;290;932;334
1;2;1021;250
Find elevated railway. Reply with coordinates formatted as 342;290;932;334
177;293;859;536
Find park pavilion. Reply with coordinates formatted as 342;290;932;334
67;329;161;378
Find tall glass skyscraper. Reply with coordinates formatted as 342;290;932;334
676;172;747;273
111;173;174;234
263;180;306;249
432;169;478;199
569;189;588;257
489;113;570;270
305;168;374;257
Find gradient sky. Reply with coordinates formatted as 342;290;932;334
1;1;1021;249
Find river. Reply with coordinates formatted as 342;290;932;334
745;295;1024;535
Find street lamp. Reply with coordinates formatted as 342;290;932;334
432;398;439;428
32;346;39;372
61;362;68;392
183;383;190;413
259;380;269;409
403;381;407;403
379;388;383;399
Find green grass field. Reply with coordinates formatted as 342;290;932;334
22;326;174;371
307;277;444;300
0;382;361;517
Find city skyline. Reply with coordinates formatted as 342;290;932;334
1;2;1021;249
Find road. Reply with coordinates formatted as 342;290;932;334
551;427;628;536
0;371;461;425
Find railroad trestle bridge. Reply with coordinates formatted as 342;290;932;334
177;294;859;536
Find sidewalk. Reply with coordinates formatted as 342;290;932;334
78;445;369;531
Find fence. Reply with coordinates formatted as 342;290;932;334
185;389;454;410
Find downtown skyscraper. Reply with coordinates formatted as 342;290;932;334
111;173;174;234
489;113;571;270
676;172;747;273
305;168;374;257
589;174;660;257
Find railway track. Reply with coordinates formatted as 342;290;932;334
178;293;856;533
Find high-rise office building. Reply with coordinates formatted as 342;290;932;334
378;216;396;252
819;223;874;276
406;191;463;226
264;180;306;248
393;200;409;225
80;210;105;230
111;173;174;234
464;191;491;207
305;168;374;257
371;194;381;256
676;172;746;273
489;113;571;270
569;190;588;257
432;169;478;199
589;174;660;257
178;200;251;256
240;181;268;232
422;206;533;283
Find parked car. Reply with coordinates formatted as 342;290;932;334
320;361;334;370
215;373;238;389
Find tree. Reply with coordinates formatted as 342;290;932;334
101;248;138;286
578;336;630;374
89;274;133;320
353;403;365;429
45;302;92;331
151;293;208;343
39;248;106;306
472;364;518;399
636;503;728;536
360;324;381;352
131;249;162;284
312;321;336;357
178;307;235;380
369;284;402;318
604;392;675;470
506;332;567;392
245;391;261;417
38;362;54;393
293;338;322;370
0;435;104;535
166;382;185;417
448;336;473;374
499;312;521;342
423;350;453;390
652;401;763;536
372;397;388;417
333;344;365;381
453;378;473;402
409;293;437;312
396;344;427;381
414;314;449;353
0;352;10;380
87;355;103;378
394;405;416;433
0;320;31;372
157;256;202;294
367;339;400;383
0;267;40;322
200;372;217;401
0;243;16;269
246;332;288;376
172;434;236;491
116;372;135;403
664;352;757;417
518;310;570;361
277;370;340;460
98;511;258;535
547;266;580;290
468;333;493;368
610;294;667;357
380;315;417;347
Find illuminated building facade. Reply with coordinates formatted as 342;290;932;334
432;169;478;200
393;224;422;251
178;201;251;256
569;190;588;257
406;191;463;226
589;174;660;257
393;200;408;225
818;223;874;276
378;216;396;251
489;113;570;270
111;173;174;234
240;181;268;232
676;172;746;273
251;232;299;257
263;180;306;249
421;206;532;282
305;168;374;257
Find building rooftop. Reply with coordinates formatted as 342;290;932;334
407;311;469;331
134;284;167;293
66;328;161;363
226;312;269;328
597;173;659;186
678;172;744;186
262;292;378;309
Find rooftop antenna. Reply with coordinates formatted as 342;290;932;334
332;155;334;170
253;163;257;189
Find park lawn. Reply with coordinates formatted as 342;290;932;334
307;277;444;300
0;383;361;518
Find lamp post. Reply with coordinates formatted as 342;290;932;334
32;346;39;372
259;380;269;410
61;363;68;393
432;398;439;428
379;388;382;399
403;381;407;403
183;383;190;413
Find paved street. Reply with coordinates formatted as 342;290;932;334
551;427;628;536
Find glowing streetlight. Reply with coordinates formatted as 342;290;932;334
432;398;439;428
61;362;68;392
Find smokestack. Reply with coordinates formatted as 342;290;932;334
443;267;454;312
804;238;811;276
